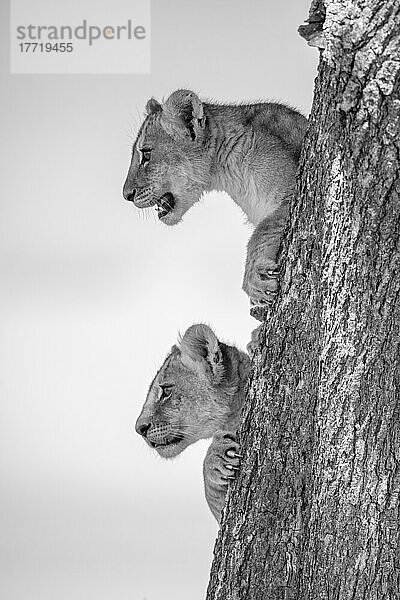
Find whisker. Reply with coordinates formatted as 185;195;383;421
167;426;200;441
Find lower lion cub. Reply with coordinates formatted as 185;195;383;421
135;324;250;522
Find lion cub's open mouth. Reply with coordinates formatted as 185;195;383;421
155;192;175;220
150;434;183;449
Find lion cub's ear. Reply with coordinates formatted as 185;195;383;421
161;89;206;141
179;324;224;384
145;98;162;115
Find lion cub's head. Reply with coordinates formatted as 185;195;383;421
123;89;212;225
135;324;250;459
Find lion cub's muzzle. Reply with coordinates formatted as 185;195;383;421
124;184;176;220
124;185;156;208
135;419;183;448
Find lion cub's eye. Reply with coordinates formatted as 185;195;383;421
140;148;152;166
160;385;173;400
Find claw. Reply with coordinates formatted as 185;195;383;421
226;449;241;459
257;268;281;281
260;297;275;305
225;464;240;471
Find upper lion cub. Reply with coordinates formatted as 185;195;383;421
123;89;307;319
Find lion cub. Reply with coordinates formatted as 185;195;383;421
135;324;250;522
124;90;307;319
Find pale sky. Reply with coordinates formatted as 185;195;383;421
0;1;317;599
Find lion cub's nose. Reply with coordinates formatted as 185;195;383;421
135;419;151;437
123;186;136;202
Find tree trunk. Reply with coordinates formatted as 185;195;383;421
206;1;400;599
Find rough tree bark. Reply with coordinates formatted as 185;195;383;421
206;1;400;599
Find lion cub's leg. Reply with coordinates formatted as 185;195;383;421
242;206;288;321
203;431;242;523
246;323;264;357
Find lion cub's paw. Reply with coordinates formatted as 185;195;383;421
204;431;242;487
243;258;281;322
